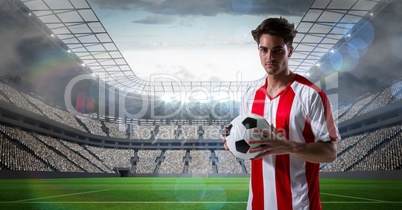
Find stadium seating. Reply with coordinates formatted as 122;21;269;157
321;125;401;172
135;150;162;174
158;150;186;174
0;77;401;175
188;150;214;174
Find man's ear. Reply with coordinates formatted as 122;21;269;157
288;47;294;57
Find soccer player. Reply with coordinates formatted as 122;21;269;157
222;17;340;210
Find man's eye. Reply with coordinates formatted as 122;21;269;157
260;48;268;53
273;49;283;53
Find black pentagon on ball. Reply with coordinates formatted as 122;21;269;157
235;139;250;154
242;117;258;129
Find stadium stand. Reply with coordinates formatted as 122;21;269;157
132;124;154;140
158;150;186;174
215;150;244;174
60;141;114;173
188;150;214;175
76;115;107;136
335;78;402;124
179;125;200;140
0;125;83;172
103;122;128;139
337;93;379;123
0;130;52;171
358;86;395;115
0;77;401;176
86;146;134;169
321;125;402;172
202;125;222;140
0;82;43;116
135;150;162;174
155;125;177;140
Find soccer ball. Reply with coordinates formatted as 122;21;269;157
224;113;271;160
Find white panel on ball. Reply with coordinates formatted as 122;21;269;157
225;113;271;160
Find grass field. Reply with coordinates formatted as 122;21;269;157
0;177;401;210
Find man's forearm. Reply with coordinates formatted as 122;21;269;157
289;140;337;163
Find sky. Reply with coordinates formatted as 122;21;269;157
87;0;310;82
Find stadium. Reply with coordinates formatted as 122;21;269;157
0;0;401;209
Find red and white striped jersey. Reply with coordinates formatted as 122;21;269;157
240;74;340;210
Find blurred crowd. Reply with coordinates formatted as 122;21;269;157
0;78;401;174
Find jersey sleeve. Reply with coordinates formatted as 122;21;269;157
307;89;340;142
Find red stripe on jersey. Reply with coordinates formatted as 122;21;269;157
295;75;338;141
275;87;295;210
303;116;322;210
250;85;267;210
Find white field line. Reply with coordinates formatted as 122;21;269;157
2;201;247;204
322;201;402;204
11;189;111;203
3;190;400;205
321;192;390;203
1;201;402;204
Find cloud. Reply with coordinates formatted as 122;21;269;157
0;2;39;85
89;0;311;17
0;1;89;107
338;72;379;99
132;14;177;25
172;66;200;81
336;0;402;101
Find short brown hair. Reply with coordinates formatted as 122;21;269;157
251;17;298;47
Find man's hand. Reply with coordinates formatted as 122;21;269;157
221;126;229;151
221;126;236;157
248;127;289;159
247;127;337;163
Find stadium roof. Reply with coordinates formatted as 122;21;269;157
15;0;388;96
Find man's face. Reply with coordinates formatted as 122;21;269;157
258;34;293;76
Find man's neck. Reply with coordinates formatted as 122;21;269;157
266;71;295;97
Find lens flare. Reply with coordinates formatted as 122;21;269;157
26;49;78;91
347;38;368;59
357;19;375;46
318;62;336;75
202;185;227;210
340;53;359;72
329;51;343;71
329;49;359;72
390;80;402;99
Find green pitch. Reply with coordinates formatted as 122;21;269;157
0;177;401;210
